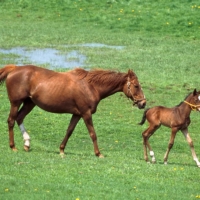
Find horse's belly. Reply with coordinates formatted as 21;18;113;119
31;98;80;114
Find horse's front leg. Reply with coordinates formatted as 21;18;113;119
164;128;177;165
82;113;103;158
181;129;200;168
60;114;81;155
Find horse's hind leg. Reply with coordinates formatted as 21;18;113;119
7;102;22;151
181;129;200;167
16;98;35;151
60;114;81;155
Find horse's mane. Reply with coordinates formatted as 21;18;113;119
73;68;127;87
175;92;193;107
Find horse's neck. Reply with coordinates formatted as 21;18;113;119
95;84;123;99
177;101;192;117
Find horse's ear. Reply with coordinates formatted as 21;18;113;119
128;69;136;78
193;89;197;95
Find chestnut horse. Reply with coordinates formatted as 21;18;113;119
0;64;146;157
139;89;200;167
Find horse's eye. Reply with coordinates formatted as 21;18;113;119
134;85;139;89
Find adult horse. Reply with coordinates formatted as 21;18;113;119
0;64;146;157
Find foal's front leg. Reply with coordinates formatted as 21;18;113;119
164;128;177;165
181;129;200;168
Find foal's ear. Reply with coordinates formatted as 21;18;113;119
193;89;197;95
128;69;136;78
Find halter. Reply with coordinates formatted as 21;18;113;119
127;80;145;105
184;101;200;111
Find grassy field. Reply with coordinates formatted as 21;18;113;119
0;0;200;199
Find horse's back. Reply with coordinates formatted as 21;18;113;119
146;106;174;127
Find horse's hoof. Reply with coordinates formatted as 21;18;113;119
98;154;104;158
24;145;30;152
12;147;18;152
60;152;65;158
164;161;168;165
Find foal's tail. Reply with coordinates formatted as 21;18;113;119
0;64;17;84
138;108;150;125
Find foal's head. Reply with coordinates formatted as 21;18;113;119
123;70;146;109
184;89;200;111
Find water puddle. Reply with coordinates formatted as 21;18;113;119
0;47;86;69
0;43;125;69
67;43;125;50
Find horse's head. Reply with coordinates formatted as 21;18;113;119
184;89;200;111
191;89;200;111
123;69;146;109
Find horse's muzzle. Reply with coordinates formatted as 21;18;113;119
135;99;146;109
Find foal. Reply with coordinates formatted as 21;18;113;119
139;89;200;167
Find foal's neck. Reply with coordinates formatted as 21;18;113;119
178;100;192;116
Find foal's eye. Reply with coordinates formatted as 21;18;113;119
134;85;139;89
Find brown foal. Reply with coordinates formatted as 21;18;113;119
139;89;200;167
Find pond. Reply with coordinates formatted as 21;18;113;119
0;43;125;69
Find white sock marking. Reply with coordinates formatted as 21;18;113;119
19;124;30;147
150;151;156;162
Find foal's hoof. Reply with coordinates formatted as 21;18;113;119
60;152;65;158
24;145;30;152
152;159;156;164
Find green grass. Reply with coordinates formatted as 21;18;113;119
1;0;200;199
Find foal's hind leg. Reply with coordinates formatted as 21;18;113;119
16;98;35;151
146;142;156;163
181;129;200;167
142;125;159;163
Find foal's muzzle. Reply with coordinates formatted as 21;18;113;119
134;99;146;109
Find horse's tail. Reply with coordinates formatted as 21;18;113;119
0;64;17;84
138;108;150;125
